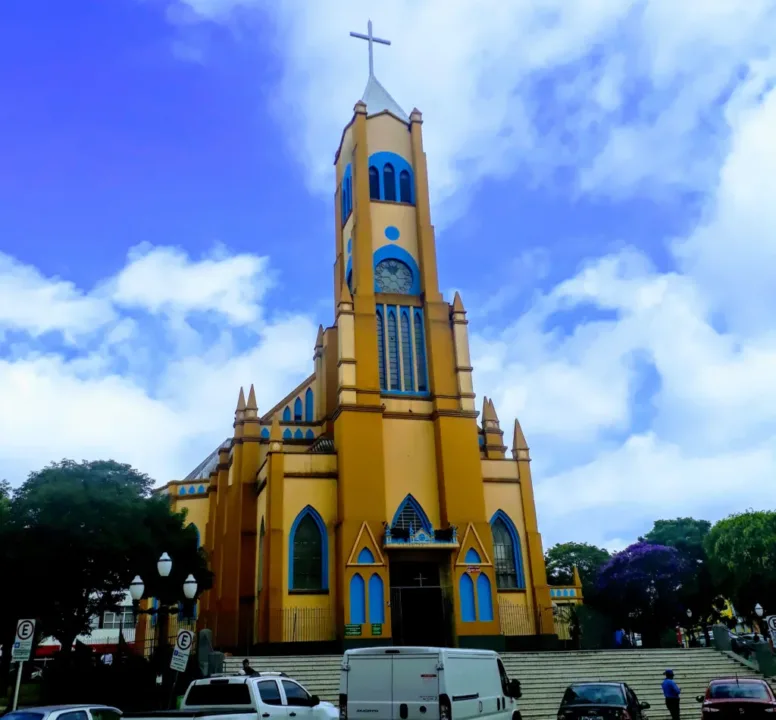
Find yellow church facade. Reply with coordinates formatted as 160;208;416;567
156;67;557;652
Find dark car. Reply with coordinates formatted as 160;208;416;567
696;678;776;718
558;682;651;720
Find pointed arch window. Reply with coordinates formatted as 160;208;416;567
294;397;303;421
459;573;475;622
369;574;385;623
369;166;380;200
283;428;292;440
490;511;526;590
283;407;291;422
289;506;328;591
350;573;365;623
305;388;314;422
400;310;414;391
414;310;427;392
399;170;412;204
383;164;396;201
476;573;494;621
376;309;386;389
392;494;432;533
387;310;400;391
346;177;352;216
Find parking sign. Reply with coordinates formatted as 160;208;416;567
170;629;195;672
766;615;776;643
12;619;35;662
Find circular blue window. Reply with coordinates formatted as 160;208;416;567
384;226;400;241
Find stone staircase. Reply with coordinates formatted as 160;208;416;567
227;648;766;720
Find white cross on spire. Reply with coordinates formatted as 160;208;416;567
349;20;391;79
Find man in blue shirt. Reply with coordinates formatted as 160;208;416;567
662;669;681;720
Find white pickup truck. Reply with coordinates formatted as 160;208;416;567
126;672;339;720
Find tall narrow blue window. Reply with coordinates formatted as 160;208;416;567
400;310;414;391
376;310;386;390
294;397;303;421
346;177;352;216
305;388;314;422
369;166;380;200
369;574;385;623
399;170;412;204
283;429;292;440
414;310;427;392
459;573;475;622
387;310;400;390
383;164;396;201
350;573;365;624
490;511;526;590
477;573;494;621
283;406;291;422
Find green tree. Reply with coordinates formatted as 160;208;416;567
0;460;212;660
545;542;611;593
641;517;722;629
705;510;776;620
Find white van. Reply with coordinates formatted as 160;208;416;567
339;646;522;720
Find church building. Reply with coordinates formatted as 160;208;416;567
153;27;557;651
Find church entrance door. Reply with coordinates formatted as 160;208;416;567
389;559;453;647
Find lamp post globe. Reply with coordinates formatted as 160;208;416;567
755;603;764;618
183;574;198;600
686;608;692;618
157;552;173;578
129;575;145;602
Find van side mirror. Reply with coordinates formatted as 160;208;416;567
309;695;321;707
507;679;522;699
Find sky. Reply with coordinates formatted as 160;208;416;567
1;0;775;550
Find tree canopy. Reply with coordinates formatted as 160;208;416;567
0;459;212;658
641;517;712;561
595;541;691;645
705;510;776;619
545;541;611;591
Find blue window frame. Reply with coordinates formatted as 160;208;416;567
387;310;400;390
459;573;475;622
289;505;328;591
283;406;291;422
383;164;396;201
490;510;526;590
305;429;315;440
294;428;303;439
283;429;292;440
261;427;270;439
293;397;303;421
305;388;314;422
350;573;365;623
369;166;380;199
400;310;414;390
369;574;385;623
357;547;375;563
399;170;412;203
476;573;494;621
391;494;432;533
368;152;414;204
376;308;386;389
414;310;427;392
464;548;481;564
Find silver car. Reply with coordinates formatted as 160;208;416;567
2;705;122;720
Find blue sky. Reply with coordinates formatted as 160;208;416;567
1;0;775;550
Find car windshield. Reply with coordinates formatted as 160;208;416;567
2;714;45;720
710;683;770;700
563;685;626;706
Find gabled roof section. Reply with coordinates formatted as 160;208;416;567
362;75;409;123
260;373;316;423
184;438;231;481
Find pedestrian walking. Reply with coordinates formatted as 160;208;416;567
662;669;681;720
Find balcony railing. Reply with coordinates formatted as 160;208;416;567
384;523;459;548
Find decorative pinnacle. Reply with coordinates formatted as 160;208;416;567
482;396;497;424
488;398;500;424
315;325;324;349
512;418;529;454
270;413;282;442
236;387;246;412
246;384;258;411
452;291;465;313
340;278;353;304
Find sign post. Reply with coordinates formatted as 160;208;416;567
766;615;776;650
168;629;195;709
11;619;36;711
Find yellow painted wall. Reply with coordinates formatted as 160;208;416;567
336;124;355;181
383;418;441;527
366;113;412;159
173;496;210;547
282;476;338;613
483;481;533;605
370;202;419;264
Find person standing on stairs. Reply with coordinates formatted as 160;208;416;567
662;669;681;720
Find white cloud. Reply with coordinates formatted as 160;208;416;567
168;0;775;218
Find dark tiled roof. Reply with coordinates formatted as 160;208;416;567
184;438;231;480
308;435;335;454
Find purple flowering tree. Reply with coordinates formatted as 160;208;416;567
595;541;691;647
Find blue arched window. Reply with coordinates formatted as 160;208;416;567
294;397;303;421
305;388;314;422
464;548;481;564
261;427;270;439
294;428;304;439
383;164;396;202
478;434;485;447
357;548;375;563
369;574;385;623
341;164;353;223
376;309;386;389
400;310;414;391
369;166;380;200
477;573;494;621
391;494;432;533
283;429;292;440
305;429;315;440
283;407;292;422
289;506;328;591
350;573;365;623
414;310;427;392
459;573;475;622
490;510;526;590
197;485;205;495
399;170;412;204
179;487;186;495
187;486;195;495
387;310;399;390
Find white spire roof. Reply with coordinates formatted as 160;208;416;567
361;74;409;123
